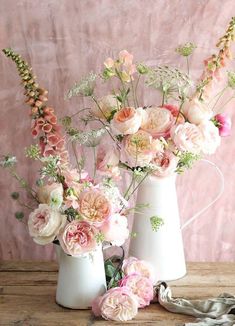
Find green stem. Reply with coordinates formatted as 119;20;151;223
70;108;91;118
130;79;137;108
161;91;165;106
91;95;108;121
96;118;121;150
211;87;228;110
71;142;81;178
219;94;235;110
175;99;185;124
127;172;149;201
93;147;96;180
186;57;190;75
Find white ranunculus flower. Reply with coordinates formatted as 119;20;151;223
28;204;66;245
183;98;213;125
37;183;63;209
199;121;221;154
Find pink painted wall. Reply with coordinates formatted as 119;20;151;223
0;0;235;261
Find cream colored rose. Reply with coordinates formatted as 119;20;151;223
100;213;129;246
123;130;163;167
37;183;63;209
141;106;175;138
199;121;221;154
171;122;203;154
110;107;144;135
183;98;213;125
28;204;66;245
91;95;120;120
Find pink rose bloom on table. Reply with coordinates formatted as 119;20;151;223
96;144;120;179
199;120;221;154
151;150;178;178
28;204;66;245
119;274;154;308
79;189;111;226
100;213;129;246
214;113;232;136
123;130;163;167
182;98;213;125
110;107;145;135
37;182;63;209
171;122;203;154
91;94;120;120
59;220;98;256
122;257;154;281
141;106;175;138
92;286;138;321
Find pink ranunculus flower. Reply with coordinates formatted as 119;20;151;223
111;107;144;135
141;106;175;138
59;220;98;256
104;57;115;69
182;97;213;125
64;194;79;210
28;204;66;245
171;122;203;154
79;189;111;226
62;169;82;188
37;183;63;209
119;274;154;308
92;94;120;120
199;120;221;154
100;213;129;246
163;104;179;117
123;130;163;167
122;257;154;281
119;50;134;66
96;144;120;179
92;286;138;321
214;113;232;136
151;150;178;178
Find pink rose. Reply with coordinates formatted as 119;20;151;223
183;98;213;125
28;204;66;245
100;213;129;246
214;113;232;136
199;121;221;154
59;220;98;256
123;130;163;167
163;104;179;117
37;182;63;208
119;274;154;308
122;257;154;281
92;95;120;120
171;122;203;154
110;107;144;135
79;189;111;226
151;150;178;177
141;106;175;138
96;144;120;179
92;286;138;321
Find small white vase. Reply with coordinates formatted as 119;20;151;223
55;245;107;309
129;174;186;283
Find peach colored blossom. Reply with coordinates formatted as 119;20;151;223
171;122;203;154
151;150;178;178
119;50;134;66
100;213;129;246
96;144;120;178
59;220;98;256
104;57;114;69
123;130;163;167
111;107;145;135
92;286;138;321
79;189;111;226
141;106;175;138
28;204;66;245
37;183;63;208
119;274;154;308
122;257;154;281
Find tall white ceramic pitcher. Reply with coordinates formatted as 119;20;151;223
129;161;224;283
55;245;107;309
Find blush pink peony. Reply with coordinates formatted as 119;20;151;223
79;189;111;225
151;150;178;178
92;286;138;321
59;220;98;256
100;213;129;246
28;204;66;245
122;257;154;281
119;274;154;308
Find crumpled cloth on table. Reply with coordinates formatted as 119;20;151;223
156;282;235;326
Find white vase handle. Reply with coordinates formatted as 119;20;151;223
181;159;225;231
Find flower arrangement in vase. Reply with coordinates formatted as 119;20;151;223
1;16;235;322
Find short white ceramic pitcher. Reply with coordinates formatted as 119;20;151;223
55;245;107;309
129;160;224;283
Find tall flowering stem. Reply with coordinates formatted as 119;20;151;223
196;17;235;100
2;48;69;166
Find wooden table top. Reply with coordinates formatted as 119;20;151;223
0;261;235;325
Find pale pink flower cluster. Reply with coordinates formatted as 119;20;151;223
92;257;154;321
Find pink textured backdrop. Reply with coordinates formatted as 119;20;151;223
0;0;235;261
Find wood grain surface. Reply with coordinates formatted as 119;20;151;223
0;262;235;325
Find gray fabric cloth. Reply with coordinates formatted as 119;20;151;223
156;283;235;326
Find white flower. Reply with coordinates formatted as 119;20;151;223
92;94;120;120
100;213;129;246
37;183;63;209
28;204;66;245
199;121;221;154
183;98;213;125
